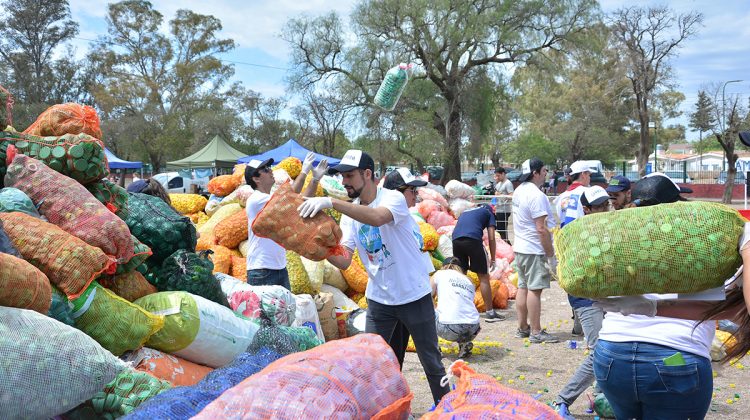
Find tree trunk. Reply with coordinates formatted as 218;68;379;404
723;149;737;205
636;92;651;178
490;152;500;169
442;107;462;186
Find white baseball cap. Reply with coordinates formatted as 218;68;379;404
569;161;591;175
581;186;610;207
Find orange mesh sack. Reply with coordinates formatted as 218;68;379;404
422;361;560;419
196;232;216;251
23;102;103;139
125;347;214;387
209;245;233;274
230;255;247;281
214;209;248;248
0;252;52;314
194;334;413;419
5;153;134;261
341;250;368;293
99;270;158;302
473;279;503;312
0;211;114;299
493;281;509;309
252;181;344;261
208;174;241;197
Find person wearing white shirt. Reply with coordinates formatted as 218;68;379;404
431;257;481;359
298;150;449;405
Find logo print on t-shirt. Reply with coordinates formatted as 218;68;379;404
358;224;391;264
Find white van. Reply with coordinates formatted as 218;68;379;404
152;172;209;195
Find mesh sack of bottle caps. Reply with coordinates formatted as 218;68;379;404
87;178;131;220
554;201;745;298
126;192;197;265
0;131;108;187
373;63;412;111
150;249;229;308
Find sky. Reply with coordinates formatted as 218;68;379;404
67;0;750;142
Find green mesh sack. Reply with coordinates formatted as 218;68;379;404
594;392;616;418
48;285;75;326
247;323;323;354
87;178;130;220
126;192;197;265
90;369;172;417
151;249;229;307
0;131;108;186
71;282;165;356
555;201;745;298
0;187;40;217
117;235;153;275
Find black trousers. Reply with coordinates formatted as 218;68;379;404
366;293;449;405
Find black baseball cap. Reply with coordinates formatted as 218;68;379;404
740;131;750;147
383;168;428;190
632;172;692;205
606;175;631;193
328;149;375;175
518;158;545;183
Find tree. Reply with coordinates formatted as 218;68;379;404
295;89;353;156
284;0;597;183
609;5;702;177
707;86;750;203
88;1;240;170
0;0;89;128
689;90;716;165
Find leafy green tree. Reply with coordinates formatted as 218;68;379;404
609;5;702;176
284;0;597;183
689;90;716;162
0;0;88;128
88;0;241;170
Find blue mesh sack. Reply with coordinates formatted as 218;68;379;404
123;348;283;419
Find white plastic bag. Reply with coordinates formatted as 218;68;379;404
437;234;454;259
292;293;325;342
445;180;476;200
449;198;474;218
134;291;260;368
216;272;296;326
320;175;349;200
321;284;358;310
323;260;348;292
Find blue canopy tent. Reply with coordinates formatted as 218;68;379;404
105;148;142;170
238;139;340;166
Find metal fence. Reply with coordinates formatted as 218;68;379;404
607;161;742;185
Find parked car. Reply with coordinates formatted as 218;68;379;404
663;171;692;184
152;172;208;194
716;171;747;184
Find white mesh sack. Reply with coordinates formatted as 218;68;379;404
0;306;127;418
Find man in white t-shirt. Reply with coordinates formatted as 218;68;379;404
298;149;449;405
511;158;559;344
493;167;514;242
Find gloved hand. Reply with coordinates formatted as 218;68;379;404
593;296;658;317
312;159;328;181
547;256;558;273
301;152;316;175
298;196;333;218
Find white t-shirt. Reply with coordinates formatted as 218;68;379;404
494;179;514;213
245;191;286;270
553;185;586;228
433;270;480;324
511;182;554;255
340;188;433;305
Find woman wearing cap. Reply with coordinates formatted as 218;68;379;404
591;173;714;420
430;257;481;359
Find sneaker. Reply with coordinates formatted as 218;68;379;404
480;311;506;323
553;402;575;420
457;342;474;359
514;327;531;338
529;329;560;343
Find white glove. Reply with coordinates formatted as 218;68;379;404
593;296;658;317
545;256;558;274
298;196;333;218
488;259;496;272
301;152;316;175
312;159;329;181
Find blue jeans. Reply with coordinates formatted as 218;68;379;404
593;340;712;420
246;268;290;290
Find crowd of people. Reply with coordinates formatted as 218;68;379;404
153;147;747;419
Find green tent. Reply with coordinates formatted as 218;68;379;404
167;135;246;172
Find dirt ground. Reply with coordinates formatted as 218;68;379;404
401;280;750;418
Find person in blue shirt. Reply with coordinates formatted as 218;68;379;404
452;203;503;322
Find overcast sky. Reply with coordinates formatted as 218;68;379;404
68;0;750;141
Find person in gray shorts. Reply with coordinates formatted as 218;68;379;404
430;257;481;358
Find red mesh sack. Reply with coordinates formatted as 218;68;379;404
418;188;449;209
252;181;344;261
214;210;248;249
0;211;115;299
99;271;158;302
207;174;241;197
0;131;108;186
127;347;214;387
495;237;514;263
194;334;413;419
5;153;133;262
427;211;455;230
422;361;560;419
0;252;52;314
23;103;103;139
